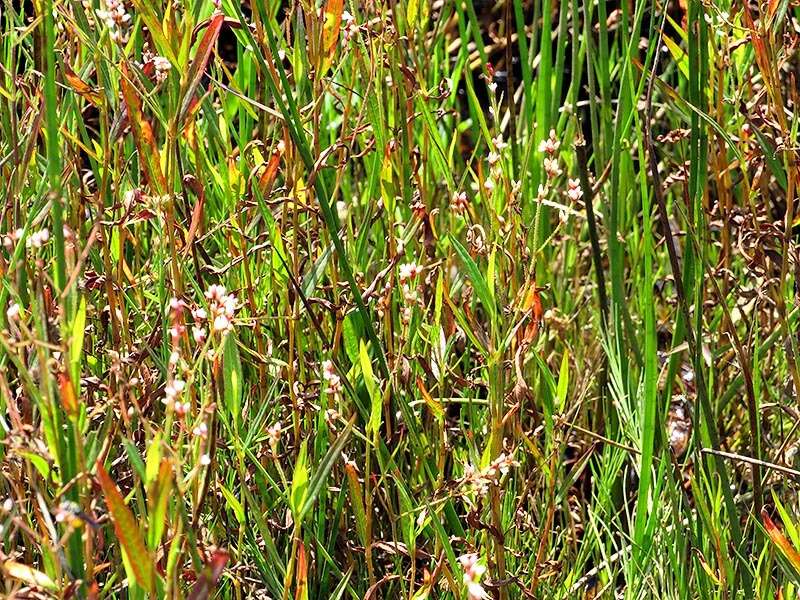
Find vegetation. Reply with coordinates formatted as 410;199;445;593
1;0;800;597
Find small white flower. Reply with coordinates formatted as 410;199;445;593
6;303;20;321
538;129;560;155
544;157;562;179
336;200;350;222
567;178;583;201
200;454;211;466
213;314;231;333
398;262;421;283
205;284;226;302
192;325;206;344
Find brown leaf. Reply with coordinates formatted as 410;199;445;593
64;64;103;106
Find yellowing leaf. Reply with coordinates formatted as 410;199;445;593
320;0;344;75
360;341;381;434
416;376;444;420
3;561;58;591
407;0;419;29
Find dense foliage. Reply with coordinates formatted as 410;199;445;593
1;0;800;598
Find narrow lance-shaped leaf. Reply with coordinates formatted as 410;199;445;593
179;13;224;123
96;461;155;592
320;0;343;75
120;63;166;195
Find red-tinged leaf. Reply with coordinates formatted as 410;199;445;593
120;63;166;195
415;376;444;419
183;186;206;255
57;371;79;417
64;64;103;106
258;147;282;195
762;508;800;573
187;549;230;600
320;0;344;74
96;461;155;592
179;13;224;124
295;541;308;600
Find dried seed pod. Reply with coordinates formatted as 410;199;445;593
667;395;692;458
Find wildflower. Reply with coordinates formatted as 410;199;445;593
336;200;350;222
205;284;237;335
192;325;207;344
322;359;342;395
205;284;227;303
538;129;560;155
200;454;211;466
493;135;508;151
96;0;131;42
169;297;184;313
342;10;358;42
193;307;208;321
152;56;171;83
163;378;186;407
483;178;495;193
193;422;208;438
543;157;562;179
488;151;501;168
1;498;12;513
567;179;583;201
27;228;50;249
463;463;490;497
398;262;421;283
325;408;340;429
6;302;20;321
459;554;489;600
451;191;469;215
267;422;282;451
467;225;487;256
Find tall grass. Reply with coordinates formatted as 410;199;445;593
1;0;800;598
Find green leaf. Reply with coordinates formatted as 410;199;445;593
556;350;569;411
223;333;243;432
219;483;245;524
69;295;86;388
147;459;173;550
300;423;352;521
449;235;496;324
291;441;309;519
360;341;381;434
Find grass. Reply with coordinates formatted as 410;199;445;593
1;0;800;598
